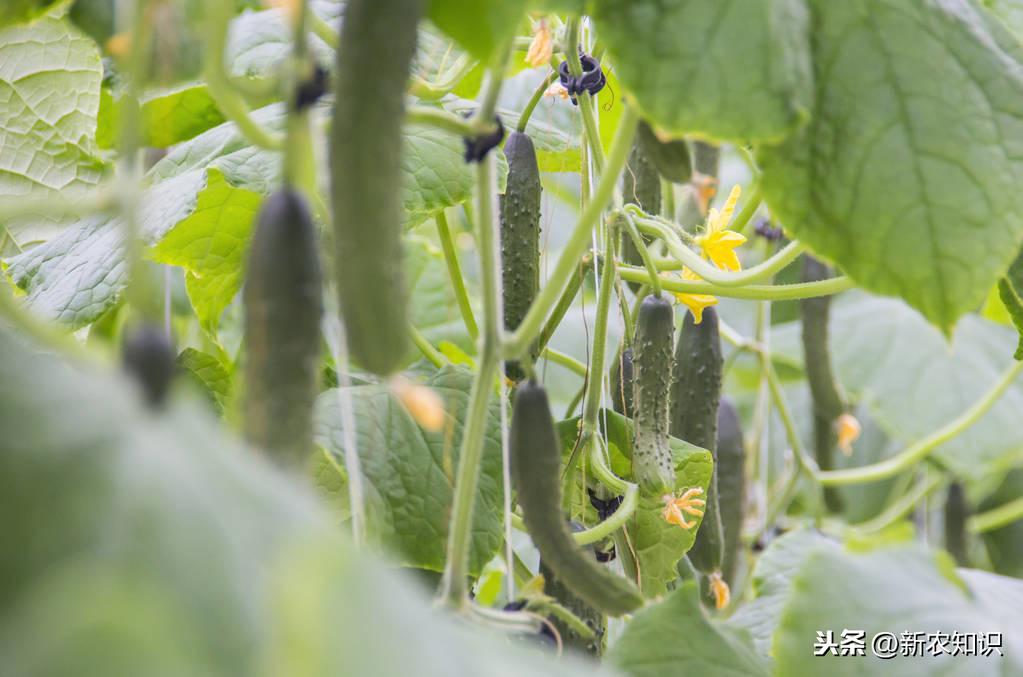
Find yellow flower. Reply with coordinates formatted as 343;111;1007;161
835;413;861;456
694;184;747;272
661;487;705;530
690;172;718;216
391;378;446;432
544;81;569;100
525;20;553;68
709;571;731;610
671;268;718;324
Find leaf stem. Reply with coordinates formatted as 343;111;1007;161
407;106;492;137
409;324;446;368
541;347;587;376
969;495;1023;534
852;472;946;534
618;265;853;300
517;72;556;133
731;183;762;236
435;210;479;342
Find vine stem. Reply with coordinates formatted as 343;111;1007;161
618;265;853;300
629;211;805;286
504;104;639;359
580;222;617;439
563;17;604;171
517;72;556;133
969;495;1023;534
732;183;762;236
818;359;1023;486
621;212;662;295
509;482;637;546
852;472;946;534
409;324;446;367
541;347;587;376
435;210;479;341
406;106;494;137
438;45;511;610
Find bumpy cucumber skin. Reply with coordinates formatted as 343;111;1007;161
330;0;421;376
610;347;634;418
511;381;645;617
716;397;746;587
944;482;969;566
636;120;692;184
622;138;661;292
671;308;724;574
801;255;845;513
500;131;542;380
244;189;323;467
631;295;676;494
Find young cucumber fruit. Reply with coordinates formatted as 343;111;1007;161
636;120;692;184
500;131;542;380
330;0;422;376
716;397;746;587
622;138;660;292
631;294;676;494
671;307;724;576
511;381;645;617
244;188;323;467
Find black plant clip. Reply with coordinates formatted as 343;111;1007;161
558;52;607;105
463;114;505;163
294;63;329;111
753;216;784;242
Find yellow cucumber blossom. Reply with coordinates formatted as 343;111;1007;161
694;184;747;272
708;571;731;610
525;19;553;68
835;412;862;456
671;268;718;324
690;172;718;216
661;487;705;530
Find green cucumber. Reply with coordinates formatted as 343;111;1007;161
691;141;720;177
636;120;692;184
671;307;723;576
801;255;845;513
631;294;676;494
610;346;634;418
500;130;542;381
511;381;645;617
622;137;660;292
244;188;323;467
330;0;421;376
121;324;175;409
944;482;969;566
716;397;746;587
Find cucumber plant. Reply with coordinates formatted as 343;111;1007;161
4;1;1023;674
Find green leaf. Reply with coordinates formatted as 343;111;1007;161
983;0;1023;39
592;0;812;143
725;529;840;657
774;543;1023;675
98;83;227;150
770;292;1023;487
427;0;527;62
997;247;1023;359
758;0;1023;330
608;582;769;677
0;16;105;247
313;365;505;575
0;0;67;27
405;234;474;357
176;347;232;413
0;323;615;677
151;169;262;333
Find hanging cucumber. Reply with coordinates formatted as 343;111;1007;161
330;0;422;376
244;188;324;467
500;130;542;381
636;120;691;184
511;381;645;617
610;346;634;418
622;137;661;293
121;323;176;409
944;482;969;566
716;397;746;588
801;255;846;513
631;295;676;494
671;308;726;604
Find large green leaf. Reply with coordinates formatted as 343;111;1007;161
427;0;527;62
405;234;474;357
607;582;769;677
774;542;1023;675
0;0;67;27
770;292;1023;488
592;0;812;142
0;16;105;247
313;365;505;575
98;82;227;150
984;0;1023;39
759;0;1023;330
0;323;617;677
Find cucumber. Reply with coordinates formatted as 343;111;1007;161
622;137;660;292
330;0;421;376
800;255;845;512
610;346;634;418
500;131;542;381
121;323;175;409
671;308;724;577
511;381;645;617
944;482;969;566
716;397;746;587
636;120;691;184
631;295;676;494
244;188;323;467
